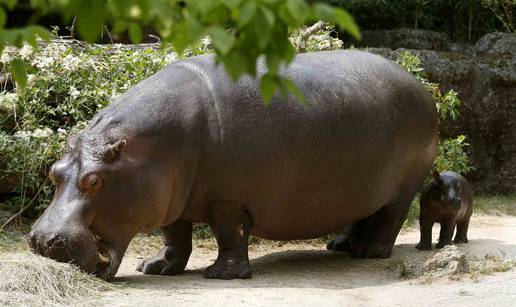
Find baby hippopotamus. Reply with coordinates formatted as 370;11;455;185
416;170;473;250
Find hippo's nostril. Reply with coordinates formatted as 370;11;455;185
46;234;66;250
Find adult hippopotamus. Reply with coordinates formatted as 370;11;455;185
29;50;438;280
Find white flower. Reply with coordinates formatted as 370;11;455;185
32;128;53;138
0;47;15;64
164;53;178;64
26;74;36;85
34;56;55;69
14;130;31;142
57;128;67;134
0;92;18;104
69;85;80;99
316;40;331;50
19;45;34;60
152;58;162;65
62;54;82;71
0;92;18;112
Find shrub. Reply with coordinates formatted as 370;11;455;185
0;40;182;216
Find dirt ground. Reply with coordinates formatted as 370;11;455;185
81;215;516;307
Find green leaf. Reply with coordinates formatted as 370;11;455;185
0;7;5;27
334;8;361;40
170;21;190;55
238;2;257;27
260;6;275;27
266;53;281;75
280;78;306;105
223;51;249;80
314;4;360;40
260;74;278;104
76;0;105;42
185;15;204;42
0;0;17;10
223;0;242;10
11;59;27;88
286;0;309;24
208;26;235;55
313;3;335;21
128;23;143;43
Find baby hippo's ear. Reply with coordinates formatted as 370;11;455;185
103;139;127;162
432;170;443;185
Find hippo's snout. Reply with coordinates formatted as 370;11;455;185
27;232;69;259
440;196;462;210
27;226;113;278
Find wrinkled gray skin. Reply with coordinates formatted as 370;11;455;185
416;171;473;250
29;50;438;280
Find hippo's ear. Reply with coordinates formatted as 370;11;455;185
432;170;443;185
66;133;78;150
103;139;126;162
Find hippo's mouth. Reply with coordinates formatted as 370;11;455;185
91;230;119;280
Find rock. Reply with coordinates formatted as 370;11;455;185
474;32;516;55
396;245;469;281
422;245;469;276
368;45;516;193
357;29;452;51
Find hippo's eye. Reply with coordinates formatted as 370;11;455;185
79;173;103;194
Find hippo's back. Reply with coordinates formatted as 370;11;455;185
170;51;438;240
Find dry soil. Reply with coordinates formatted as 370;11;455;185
86;215;516;307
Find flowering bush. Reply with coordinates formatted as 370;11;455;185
396;51;471;175
0;41;183;215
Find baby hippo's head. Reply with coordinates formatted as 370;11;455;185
431;171;463;210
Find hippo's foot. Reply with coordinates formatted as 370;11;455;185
453;236;468;244
415;241;432;250
136;246;190;275
327;234;353;252
349;243;392;258
435;241;452;249
204;257;252;279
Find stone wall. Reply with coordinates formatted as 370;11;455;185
367;32;516;193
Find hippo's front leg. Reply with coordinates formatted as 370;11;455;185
136;219;192;275
204;202;252;279
436;219;455;249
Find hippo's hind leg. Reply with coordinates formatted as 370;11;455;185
454;218;470;244
204;201;252;279
136;219;192;275
350;196;413;258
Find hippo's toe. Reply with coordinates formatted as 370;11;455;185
136;246;189;275
435;241;453;249
326;234;353;252
415;242;432;250
203;259;252;280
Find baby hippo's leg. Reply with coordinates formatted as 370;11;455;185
436;219;456;249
